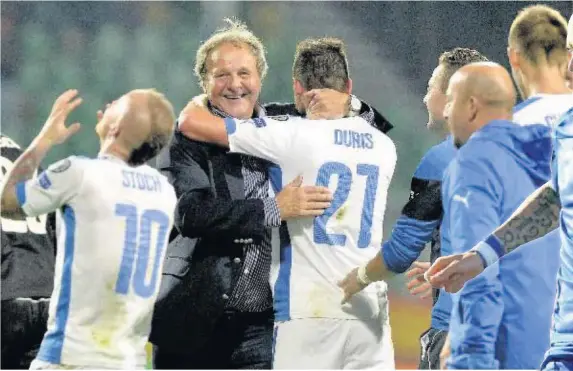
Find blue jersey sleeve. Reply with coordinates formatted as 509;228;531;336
445;150;504;369
382;177;442;273
382;140;453;273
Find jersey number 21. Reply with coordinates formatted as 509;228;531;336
313;161;379;248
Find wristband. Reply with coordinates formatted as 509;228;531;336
357;265;372;286
471;235;504;267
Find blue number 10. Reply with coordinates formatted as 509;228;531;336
114;204;170;298
313;162;379;248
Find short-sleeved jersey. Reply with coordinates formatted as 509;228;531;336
16;155;177;368
547;107;573;361
224;115;397;320
513;93;573;129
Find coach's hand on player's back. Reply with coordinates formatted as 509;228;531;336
276;175;332;220
37;89;82;146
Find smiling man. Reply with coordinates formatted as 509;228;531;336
150;18;393;370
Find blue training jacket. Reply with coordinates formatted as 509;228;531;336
442;120;560;369
381;136;456;329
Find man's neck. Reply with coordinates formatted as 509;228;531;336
522;67;570;98
208;101;258;119
99;139;130;163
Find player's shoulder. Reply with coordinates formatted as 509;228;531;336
45;155;89;175
555;106;573;138
136;164;175;193
414;137;457;180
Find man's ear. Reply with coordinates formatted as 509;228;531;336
507;47;520;71
293;79;305;95
346;78;353;94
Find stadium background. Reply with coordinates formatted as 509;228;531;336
1;1;572;368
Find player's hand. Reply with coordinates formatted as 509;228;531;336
405;261;432;299
426;251;485;293
37;89;82;146
305;89;349;120
338;267;367;304
276;175;332;220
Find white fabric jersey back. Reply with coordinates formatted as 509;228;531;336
16;155;176;369
225;115;397;320
513;93;573;128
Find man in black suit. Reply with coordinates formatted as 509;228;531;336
150;19;392;369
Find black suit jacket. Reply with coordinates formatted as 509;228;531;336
149;101;392;352
149;130;272;352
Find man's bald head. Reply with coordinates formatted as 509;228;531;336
444;62;517;148
97;89;175;166
452;62;517;110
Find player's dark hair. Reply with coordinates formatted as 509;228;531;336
292;37;349;92
127;133;170;166
509;5;568;67
438;48;489;92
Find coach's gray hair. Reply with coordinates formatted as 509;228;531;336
194;18;268;89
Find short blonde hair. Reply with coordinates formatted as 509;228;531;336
509;5;568;66
194;18;268;89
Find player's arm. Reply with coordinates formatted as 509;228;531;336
444;155;504;369
339;153;441;301
427;181;559;292
178;98;294;164
178;97;229;147
1;90;82;219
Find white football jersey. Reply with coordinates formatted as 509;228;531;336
225;115;397;320
16;155;176;368
513;93;573;128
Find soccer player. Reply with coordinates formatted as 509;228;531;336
0;89;177;369
338;47;488;369
427;14;573;371
1;135;55;369
509;5;572;128
179;38;396;369
436;5;573;369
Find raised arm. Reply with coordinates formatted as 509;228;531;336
1;90;82;219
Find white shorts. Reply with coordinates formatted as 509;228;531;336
272;303;394;369
29;360;128;370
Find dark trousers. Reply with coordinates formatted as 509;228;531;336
1;298;50;369
153;309;273;369
419;327;448;370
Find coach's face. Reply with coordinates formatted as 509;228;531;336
203;42;261;119
444;74;472;148
423;65;447;132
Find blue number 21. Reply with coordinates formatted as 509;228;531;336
114;204;170;298
313;162;379;248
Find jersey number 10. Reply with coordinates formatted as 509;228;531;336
313;161;379;248
114;204;170;299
